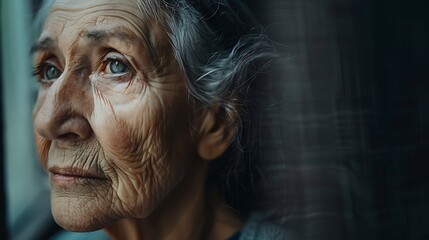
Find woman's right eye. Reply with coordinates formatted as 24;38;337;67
44;65;61;80
33;62;62;83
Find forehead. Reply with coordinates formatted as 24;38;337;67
43;0;160;44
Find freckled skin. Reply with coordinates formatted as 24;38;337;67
33;0;197;232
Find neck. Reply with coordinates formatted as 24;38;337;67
104;164;243;240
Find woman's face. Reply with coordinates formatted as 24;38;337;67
33;0;197;231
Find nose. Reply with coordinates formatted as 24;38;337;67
34;73;93;143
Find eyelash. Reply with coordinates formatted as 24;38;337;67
32;62;48;76
98;52;135;83
101;53;131;71
32;61;60;83
32;64;44;77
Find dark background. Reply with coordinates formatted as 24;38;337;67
2;0;429;239
247;0;429;240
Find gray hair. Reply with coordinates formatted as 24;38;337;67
158;0;276;217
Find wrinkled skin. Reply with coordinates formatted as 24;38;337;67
33;0;199;232
33;0;243;238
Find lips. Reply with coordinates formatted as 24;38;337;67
49;166;107;186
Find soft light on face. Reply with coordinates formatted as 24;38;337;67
32;0;198;231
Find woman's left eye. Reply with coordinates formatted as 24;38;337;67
107;59;128;74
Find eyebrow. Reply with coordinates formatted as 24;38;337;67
30;37;56;54
30;29;135;54
84;28;159;64
83;29;135;43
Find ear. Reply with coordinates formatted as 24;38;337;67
197;107;238;161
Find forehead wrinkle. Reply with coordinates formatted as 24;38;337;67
44;0;172;75
49;0;140;18
46;1;147;42
48;1;149;29
64;30;84;65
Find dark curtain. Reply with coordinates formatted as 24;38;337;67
247;0;429;239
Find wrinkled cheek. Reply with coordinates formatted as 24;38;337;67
90;90;158;165
90;109;133;164
33;92;51;169
34;131;51;169
90;92;120;146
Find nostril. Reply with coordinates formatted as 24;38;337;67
58;132;82;143
58;118;93;141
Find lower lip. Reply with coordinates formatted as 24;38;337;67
51;174;102;186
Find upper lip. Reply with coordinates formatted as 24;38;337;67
48;166;106;179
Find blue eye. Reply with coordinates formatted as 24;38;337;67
109;60;128;74
45;65;61;80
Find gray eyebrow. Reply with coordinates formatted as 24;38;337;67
30;30;134;55
83;29;135;43
83;28;159;65
30;37;56;54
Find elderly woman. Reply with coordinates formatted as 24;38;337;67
32;0;281;239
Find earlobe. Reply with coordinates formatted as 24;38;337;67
197;108;238;161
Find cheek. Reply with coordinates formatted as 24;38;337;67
34;132;51;168
90;89;166;166
89;87;193;216
33;93;50;169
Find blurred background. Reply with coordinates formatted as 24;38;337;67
1;0;429;239
1;0;58;239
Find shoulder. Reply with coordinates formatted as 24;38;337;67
239;212;288;240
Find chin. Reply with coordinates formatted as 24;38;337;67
49;186;161;232
51;191;117;232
